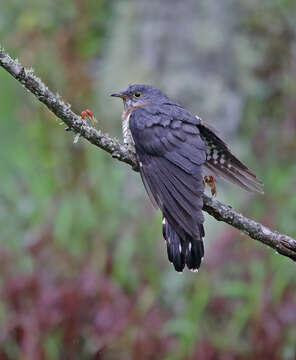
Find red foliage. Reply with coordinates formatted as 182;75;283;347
0;245;174;360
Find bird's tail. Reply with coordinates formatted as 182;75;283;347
162;218;204;272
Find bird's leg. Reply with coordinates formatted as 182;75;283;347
204;175;217;197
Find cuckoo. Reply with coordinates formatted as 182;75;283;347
111;84;263;272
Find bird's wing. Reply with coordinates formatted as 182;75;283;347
197;118;264;193
129;105;206;239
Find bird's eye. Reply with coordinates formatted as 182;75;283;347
133;91;142;98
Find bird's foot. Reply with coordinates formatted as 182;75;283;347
203;175;217;197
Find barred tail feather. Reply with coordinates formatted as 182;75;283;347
162;218;204;272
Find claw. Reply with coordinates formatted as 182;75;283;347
204;175;217;196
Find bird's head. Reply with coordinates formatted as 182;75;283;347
110;84;168;109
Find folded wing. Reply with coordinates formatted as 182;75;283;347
197;118;264;193
129;105;207;271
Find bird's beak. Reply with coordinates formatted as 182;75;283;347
110;91;128;99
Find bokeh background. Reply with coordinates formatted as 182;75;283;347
1;0;296;359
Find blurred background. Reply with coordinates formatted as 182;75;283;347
0;0;296;359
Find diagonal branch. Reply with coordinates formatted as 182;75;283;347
1;47;296;262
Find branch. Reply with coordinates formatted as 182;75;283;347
1;47;296;263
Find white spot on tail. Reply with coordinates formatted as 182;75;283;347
190;269;199;273
188;242;192;251
179;244;182;254
162;218;166;225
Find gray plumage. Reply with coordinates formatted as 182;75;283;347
111;84;263;272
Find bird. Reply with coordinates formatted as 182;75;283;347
111;84;263;272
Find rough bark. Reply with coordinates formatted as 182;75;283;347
1;47;296;262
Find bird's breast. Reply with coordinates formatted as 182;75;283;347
122;109;135;148
122;101;149;149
